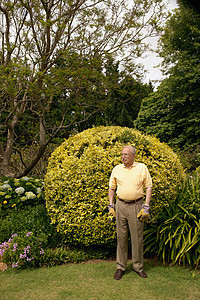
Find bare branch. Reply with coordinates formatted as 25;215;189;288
11;147;27;168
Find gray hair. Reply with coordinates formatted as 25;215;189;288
122;145;136;155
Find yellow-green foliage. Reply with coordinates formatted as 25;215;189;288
45;126;185;247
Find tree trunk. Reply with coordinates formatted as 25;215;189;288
0;155;14;177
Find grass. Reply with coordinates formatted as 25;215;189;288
0;259;200;300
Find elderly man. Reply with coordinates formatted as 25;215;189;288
108;145;152;280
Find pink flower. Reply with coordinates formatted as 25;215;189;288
26;232;33;237
12;262;19;268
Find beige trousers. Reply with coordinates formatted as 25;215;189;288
116;198;144;272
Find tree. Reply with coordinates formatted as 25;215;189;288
103;62;153;127
135;6;200;169
0;0;166;177
74;57;154;130
178;0;200;13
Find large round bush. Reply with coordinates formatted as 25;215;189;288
45;126;185;247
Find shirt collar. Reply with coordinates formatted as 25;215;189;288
123;161;137;169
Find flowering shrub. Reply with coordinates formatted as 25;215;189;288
45;126;185;247
0;232;46;270
0;177;45;217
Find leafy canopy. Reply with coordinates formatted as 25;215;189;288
0;0;166;177
135;5;200;169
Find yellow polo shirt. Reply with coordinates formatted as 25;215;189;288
109;162;152;201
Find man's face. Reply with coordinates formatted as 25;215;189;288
121;147;135;167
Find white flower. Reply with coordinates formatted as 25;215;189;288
25;192;36;199
15;187;25;195
2;183;12;190
22;176;29;181
36;187;41;194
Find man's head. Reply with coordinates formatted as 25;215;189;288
121;145;136;168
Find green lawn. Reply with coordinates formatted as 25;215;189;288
0;260;200;300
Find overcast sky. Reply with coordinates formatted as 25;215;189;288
137;0;179;87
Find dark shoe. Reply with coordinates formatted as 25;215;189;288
114;269;124;280
134;270;147;278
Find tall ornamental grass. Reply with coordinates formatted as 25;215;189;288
144;167;200;269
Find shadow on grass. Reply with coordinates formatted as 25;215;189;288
124;259;157;276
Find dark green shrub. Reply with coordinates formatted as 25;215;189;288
0;176;63;249
0;204;63;248
42;245;115;267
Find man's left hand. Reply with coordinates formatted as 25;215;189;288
137;204;150;222
108;204;116;223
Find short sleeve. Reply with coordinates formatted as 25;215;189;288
143;165;152;188
109;168;117;190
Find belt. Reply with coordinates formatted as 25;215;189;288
118;197;143;204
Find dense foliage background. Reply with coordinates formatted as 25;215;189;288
135;4;200;170
0;2;200;271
